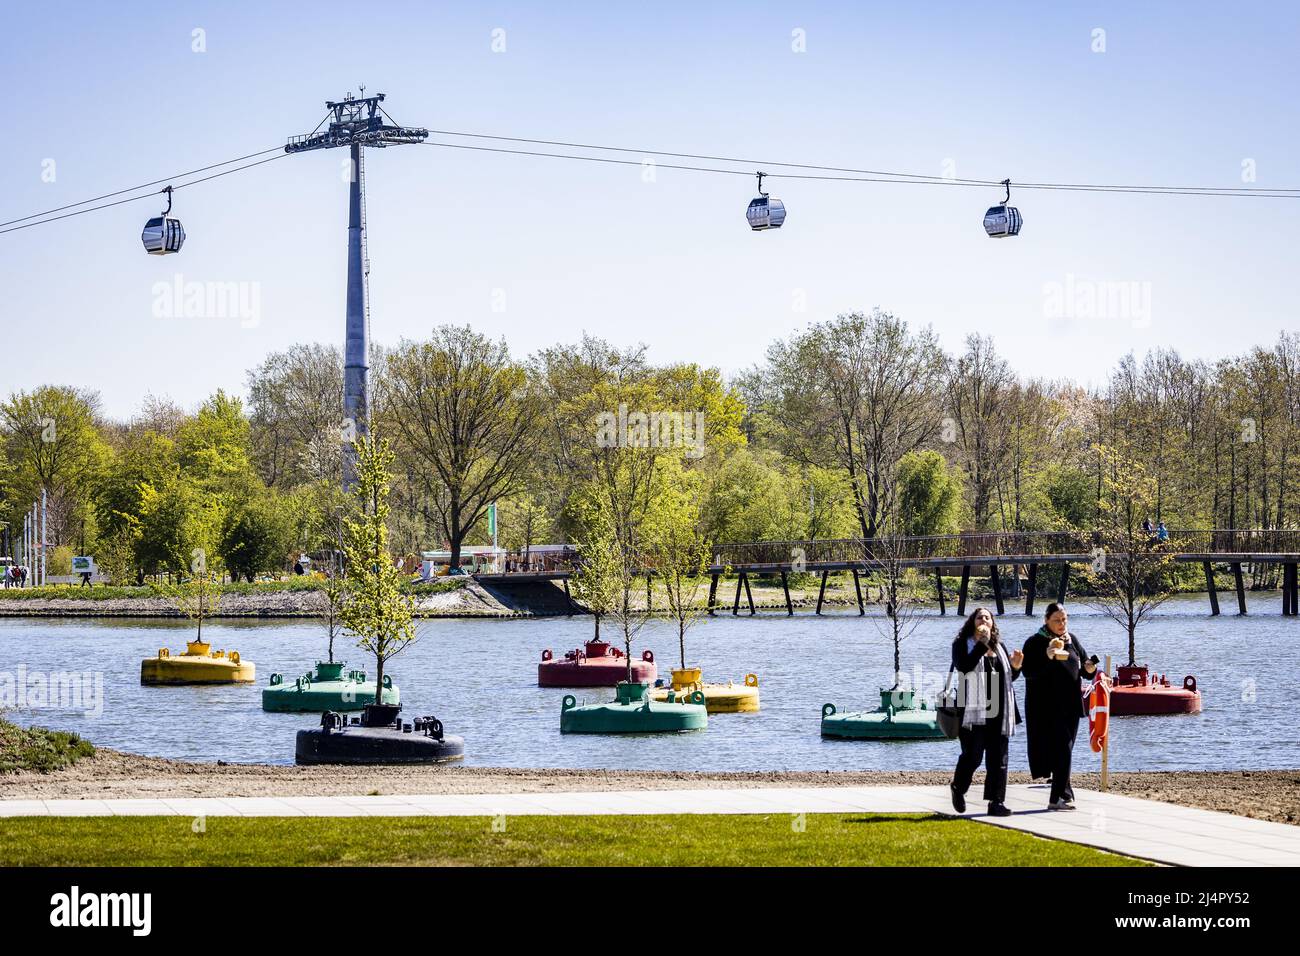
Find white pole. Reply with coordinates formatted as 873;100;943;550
41;488;48;586
1101;653;1112;792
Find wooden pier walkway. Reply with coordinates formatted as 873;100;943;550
475;529;1300;619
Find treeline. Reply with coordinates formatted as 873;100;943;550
1;311;1297;583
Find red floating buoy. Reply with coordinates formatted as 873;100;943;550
1109;664;1202;716
537;639;658;688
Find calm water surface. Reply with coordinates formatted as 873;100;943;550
0;595;1291;771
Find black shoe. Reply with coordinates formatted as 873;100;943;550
949;783;966;814
987;803;1012;817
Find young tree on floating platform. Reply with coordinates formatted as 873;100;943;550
320;562;348;664
340;436;415;703
644;468;711;672
863;512;928;690
167;546;223;643
1080;444;1178;666
569;504;621;644
155;492;225;642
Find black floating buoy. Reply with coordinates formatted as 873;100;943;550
295;704;464;765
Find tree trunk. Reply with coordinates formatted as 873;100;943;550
1127;621;1136;667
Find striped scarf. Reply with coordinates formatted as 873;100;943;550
961;639;1016;737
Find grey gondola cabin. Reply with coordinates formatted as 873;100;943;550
141;186;185;254
746;171;786;231
983;179;1022;238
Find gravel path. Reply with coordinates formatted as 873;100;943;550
2;749;1295;825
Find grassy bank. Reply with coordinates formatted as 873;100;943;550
0;577;466;602
0;719;95;774
0;813;1145;866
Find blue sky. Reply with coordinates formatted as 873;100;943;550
2;1;1297;418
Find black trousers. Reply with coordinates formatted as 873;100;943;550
952;721;1009;804
1049;719;1080;804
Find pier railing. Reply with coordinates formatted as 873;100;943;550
710;528;1300;570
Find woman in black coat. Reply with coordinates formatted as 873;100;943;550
949;607;1023;817
1020;602;1102;810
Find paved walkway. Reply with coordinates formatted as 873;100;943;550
3;783;1296;866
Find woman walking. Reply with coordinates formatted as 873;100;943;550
1020;602;1101;810
949;607;1023;817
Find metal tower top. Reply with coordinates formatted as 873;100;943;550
285;91;428;153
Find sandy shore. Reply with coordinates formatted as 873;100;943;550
2;749;1295;825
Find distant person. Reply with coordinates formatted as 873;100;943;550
293;560;305;576
79;570;92;587
1156;522;1169;543
18;565;28;588
1142;517;1153;534
1020;603;1102;810
949;607;1023;818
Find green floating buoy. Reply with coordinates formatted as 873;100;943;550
262;661;399;713
820;689;946;741
560;681;708;734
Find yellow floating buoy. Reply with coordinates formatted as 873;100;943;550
140;639;256;686
649;668;760;713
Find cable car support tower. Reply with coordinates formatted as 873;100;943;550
286;92;427;488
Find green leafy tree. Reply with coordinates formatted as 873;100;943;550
380;325;542;569
219;490;294;582
340;436;416;704
896;450;964;536
0;385;109;550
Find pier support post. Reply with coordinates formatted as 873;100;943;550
990;565;1005;616
708;574;718;616
1056;564;1070;604
852;568;865;615
1291;563;1300;617
1232;562;1247;615
935;568;946;615
957;565;971;616
816;570;828;615
780;570;793;616
1203;561;1220;616
743;573;756;615
732;574;744;615
1024;563;1038;616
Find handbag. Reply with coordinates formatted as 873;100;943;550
936;663;961;739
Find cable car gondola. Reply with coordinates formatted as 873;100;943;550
983;178;1022;238
141;186;185;255
746;172;786;231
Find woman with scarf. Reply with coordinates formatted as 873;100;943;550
949;607;1023;817
1020;602;1102;810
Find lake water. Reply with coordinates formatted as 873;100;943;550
0;595;1292;771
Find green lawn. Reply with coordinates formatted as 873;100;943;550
0;813;1146;866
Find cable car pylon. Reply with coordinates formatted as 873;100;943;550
286;91;428;488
